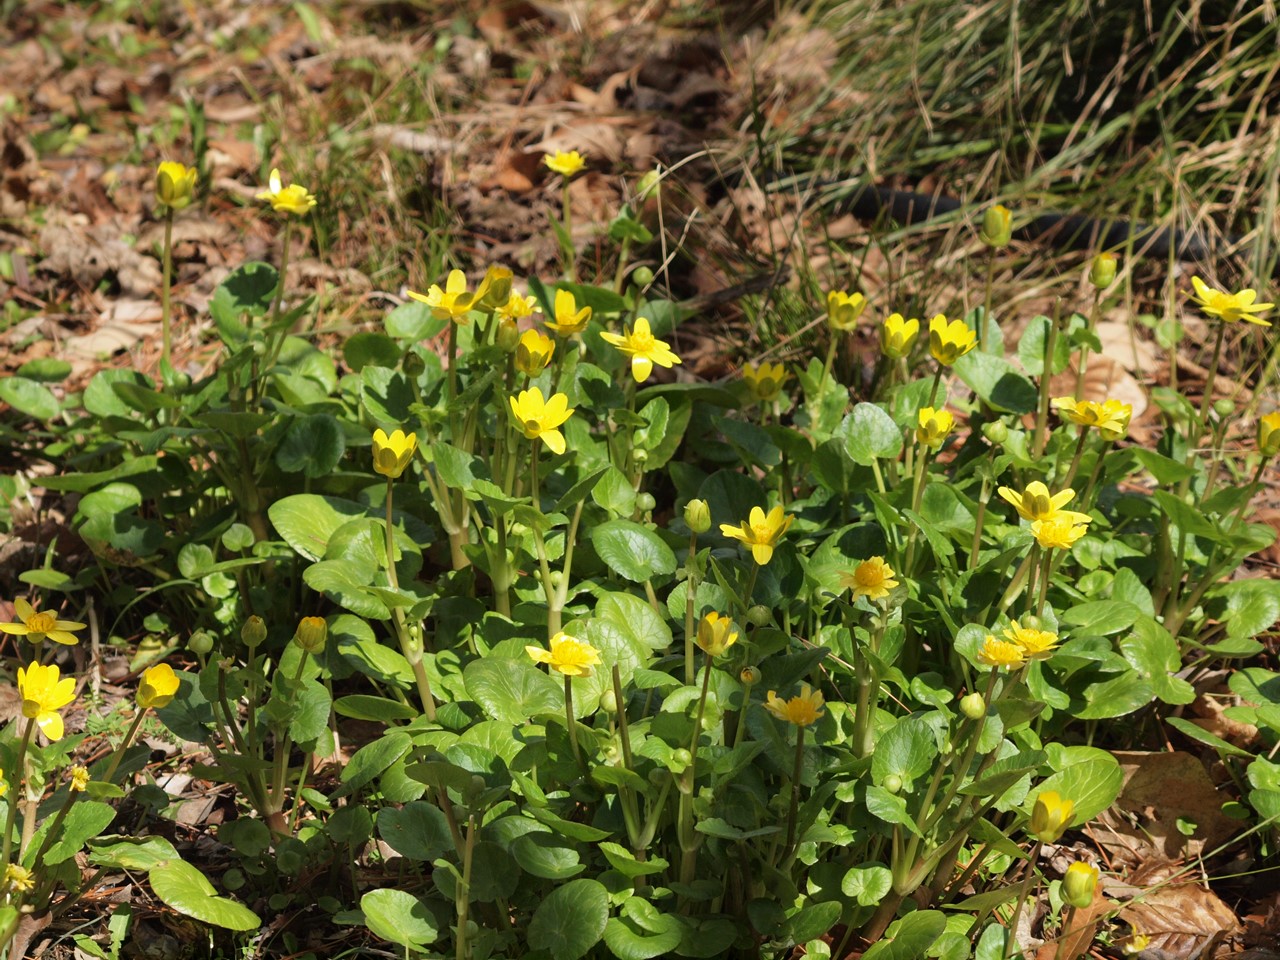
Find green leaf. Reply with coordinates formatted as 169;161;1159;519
1032;756;1123;825
37;801;115;865
88;836;181;871
528;878;609;960
361;365;416;424
385;300;448;341
378;802;454;861
604;898;684;960
1061;600;1139;636
340;732;414;794
334;695;419;722
1165;716;1254;758
83;369;154;418
149;859;260;931
952;352;1037;414
275;414;346;478
860;910;947;960
592;466;638;517
510;832;584;879
838;403;903;465
343;332;402;372
334;615;414;686
269;494;372;562
0;376;59;420
783;901;842;945
872;715;941;787
1017;315;1071;376
841;863;893;906
595;591;673;651
360;888;440;947
598;842;669;878
463;657;563;725
591;519;678;582
210;262;278;341
16;358;71;382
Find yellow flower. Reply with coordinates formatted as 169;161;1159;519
5;865;34;894
742;361;790;403
138;663;180;711
696;612;739;657
600;316;682;382
544;150;586;178
1052;397;1132;441
1030;513;1090;550
764;684;825;727
826;290;867;331
256;168;317;216
1120;928;1151;957
372;428;417;479
881;313;920;359
1062;860;1099;909
976;636;1026;670
543;289;592;337
1003;620;1059;660
839;557;898;602
17;662;76;741
478;265;513;310
498;292;541;322
515;329;556;377
928;315;977;365
1089;252;1118;289
980;204;1012;248
1258;411;1280;457
1029;790;1074;842
0;769;5;798
1189;275;1273;326
406;269;490;324
293;617;328;654
509;387;575;456
916;406;954;450
720;505;793;566
526;631;600;677
69;765;90;793
0;599;85;646
155;161;197;211
996;481;1089;524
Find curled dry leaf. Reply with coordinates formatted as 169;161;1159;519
1118;862;1239;960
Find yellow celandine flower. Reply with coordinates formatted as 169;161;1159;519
509;387;574;456
1030;513;1090;550
478;265;513;310
137;663;180;711
1258;411;1280;458
498;292;541;322
600;316;682;382
1120;928;1151;957
515;329;556;377
17;662;76;741
0;599;85;646
826;290;867;331
695;612;739;657
69;765;90;793
720;505;794;566
1052;397;1133;441
5;864;34;894
372;428;418;479
840;557;898;602
256;168;317;216
543;289;592;337
526;631;601;677
407;269;490;324
742;361;790;403
764;684;825;727
1062;860;1099;909
928;315;977;365
881;313;920;359
976;636;1026;670
1003;620;1059;660
544;150;587;178
1189;275;1273;326
0;768;6;798
155;161;197;211
1029;790;1074;842
996;481;1090;524
916;407;955;450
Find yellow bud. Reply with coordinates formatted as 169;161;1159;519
293;616;327;654
137;663;180;711
1089;252;1117;289
1029;790;1074;843
155;161;197;211
1062;861;1099;909
980;205;1012;248
241;616;267;649
1258;411;1280;458
684;499;711;534
479;265;513;310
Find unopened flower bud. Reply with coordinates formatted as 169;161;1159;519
635;492;657;513
631;266;655;288
1030;790;1074;843
599;690;618;713
189;631;214;656
982;420;1009;445
479;265;513;311
739;665;761;686
1062;861;1099;909
1089;253;1117;289
636;169;661;201
960;692;986;720
883;774;903;794
1213;398;1235;419
747;605;771;627
684;499;711;534
401;351;426;379
241;616;267;649
293;616;327;654
980;205;1012;248
497;319;519;352
1259;411;1280;458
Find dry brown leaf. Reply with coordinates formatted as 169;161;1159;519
38;214;161;298
1119;869;1238;960
1190;693;1260;750
1095;752;1241;866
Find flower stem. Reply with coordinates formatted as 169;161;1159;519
1033;305;1062;460
385;477;437;722
1005;840;1043;959
562;181;575;283
103;708;148;784
0;720;34;873
269;219;293;323
782;725;805;860
159;208;175;375
564;674;581;767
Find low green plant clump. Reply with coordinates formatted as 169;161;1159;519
0;149;1278;960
